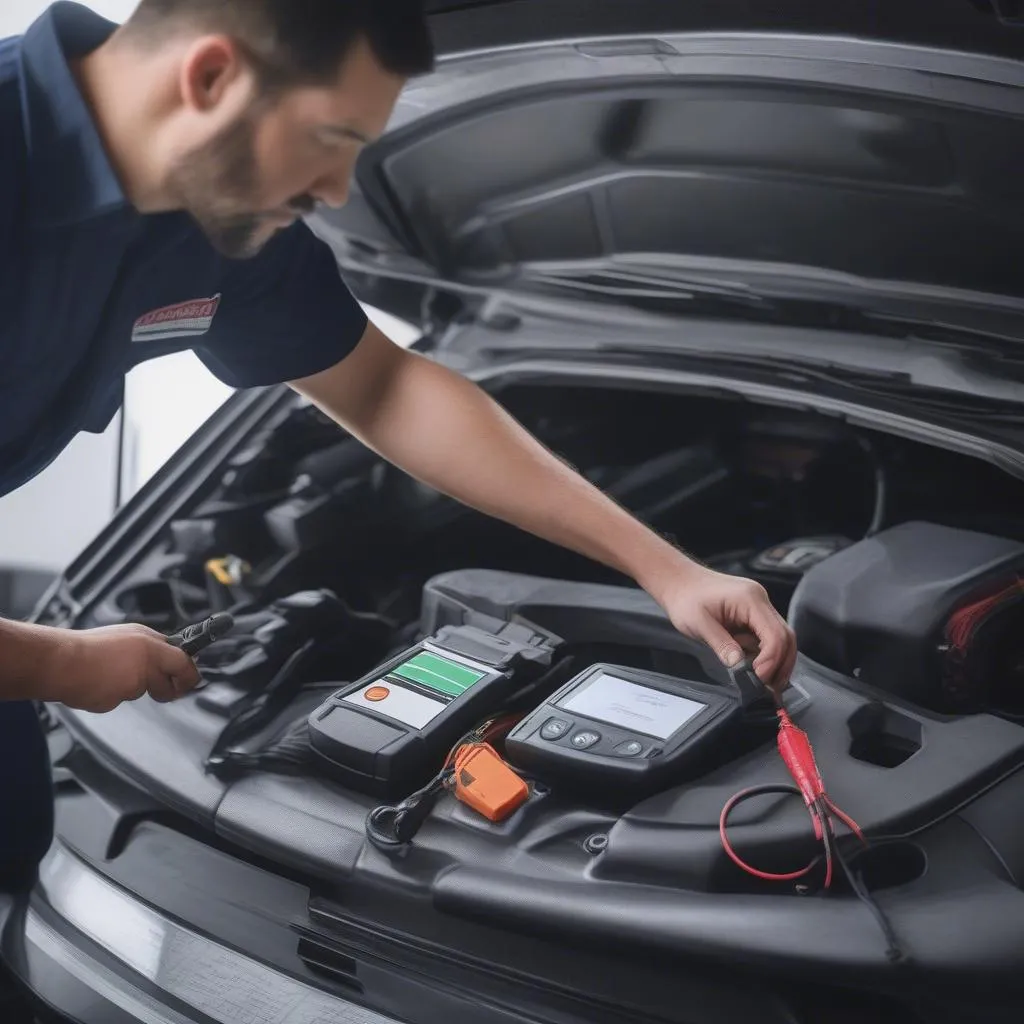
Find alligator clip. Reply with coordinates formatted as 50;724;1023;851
776;708;827;837
776;707;865;871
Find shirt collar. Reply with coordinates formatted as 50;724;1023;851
20;2;132;228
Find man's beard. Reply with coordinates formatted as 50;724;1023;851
166;112;311;260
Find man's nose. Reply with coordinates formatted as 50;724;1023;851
312;170;351;210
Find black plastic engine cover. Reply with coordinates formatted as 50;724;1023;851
789;521;1024;709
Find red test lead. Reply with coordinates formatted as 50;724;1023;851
719;702;905;963
719;706;865;888
776;707;867;848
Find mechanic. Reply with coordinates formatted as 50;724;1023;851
0;0;796;888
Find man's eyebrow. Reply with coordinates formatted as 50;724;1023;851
320;124;373;144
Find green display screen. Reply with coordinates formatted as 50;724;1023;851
392;651;487;697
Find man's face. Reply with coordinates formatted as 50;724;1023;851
167;37;405;259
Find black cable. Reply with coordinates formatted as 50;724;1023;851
365;715;530;851
813;799;836;891
208;713;318;777
832;841;906;965
814;796;905;964
366;769;454;851
205;639;316;770
331;592;399;631
723;787;907;964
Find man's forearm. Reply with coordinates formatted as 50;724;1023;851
0;619;68;702
340;352;700;603
297;328;795;683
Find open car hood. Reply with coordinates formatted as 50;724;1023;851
311;0;1024;341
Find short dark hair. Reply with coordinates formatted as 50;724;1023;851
124;0;435;86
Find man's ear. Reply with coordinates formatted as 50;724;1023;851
178;35;251;114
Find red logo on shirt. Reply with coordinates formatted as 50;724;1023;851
132;294;221;343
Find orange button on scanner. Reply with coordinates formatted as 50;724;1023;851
365;686;391;702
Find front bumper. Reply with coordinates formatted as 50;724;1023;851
3;759;796;1024
3;844;402;1024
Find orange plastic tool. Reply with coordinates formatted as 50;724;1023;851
451;742;529;822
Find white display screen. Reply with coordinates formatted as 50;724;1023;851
559;672;707;741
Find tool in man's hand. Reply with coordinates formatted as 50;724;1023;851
167;613;236;657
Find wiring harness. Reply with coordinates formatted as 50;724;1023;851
941;576;1024;714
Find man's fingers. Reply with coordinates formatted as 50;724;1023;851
733;631;760;655
777;639;799;692
749;622;794;688
752;649;783;688
154;643;201;700
749;605;796;689
694;614;746;669
148;669;199;704
147;673;180;704
159;644;200;681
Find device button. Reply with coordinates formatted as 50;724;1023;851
364;686;391;702
570;730;601;750
540;718;571;740
615;739;644;757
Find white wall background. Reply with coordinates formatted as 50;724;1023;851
0;1;418;571
1;0;139;36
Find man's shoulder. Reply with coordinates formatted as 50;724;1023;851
0;33;22;88
0;36;26;195
191;220;369;388
0;35;24;136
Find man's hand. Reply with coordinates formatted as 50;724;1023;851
47;624;201;713
651;563;797;695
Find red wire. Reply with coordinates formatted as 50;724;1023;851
721;725;904;960
822;795;866;843
719;711;866;889
945;577;1023;652
443;713;524;770
718;788;820;882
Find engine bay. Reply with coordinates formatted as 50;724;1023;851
50;381;1024;991
83;383;1024;730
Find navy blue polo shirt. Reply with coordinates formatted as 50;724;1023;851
0;2;368;883
0;0;369;499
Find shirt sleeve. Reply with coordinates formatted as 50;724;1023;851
193;222;368;388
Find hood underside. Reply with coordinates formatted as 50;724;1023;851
309;2;1024;328
421;0;1023;59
